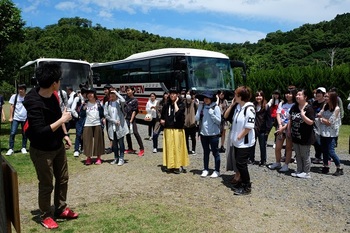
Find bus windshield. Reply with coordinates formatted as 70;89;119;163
187;56;233;91
58;62;91;90
20;59;92;91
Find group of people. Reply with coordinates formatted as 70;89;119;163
267;86;344;178
1;61;348;228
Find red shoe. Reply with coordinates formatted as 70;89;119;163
138;149;144;157
95;158;102;165
41;217;59;229
85;157;92;165
57;207;79;219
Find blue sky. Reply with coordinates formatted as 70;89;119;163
14;0;350;43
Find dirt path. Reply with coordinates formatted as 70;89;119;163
18;124;350;232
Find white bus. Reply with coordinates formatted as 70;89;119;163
19;58;93;91
92;48;246;118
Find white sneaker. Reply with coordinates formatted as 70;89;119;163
6;149;14;156
117;159;124;166
279;164;289;172
297;172;311;179
268;162;281;170
200;170;209;177
210;171;220;178
110;159;118;165
291;172;300;177
21;148;28;154
153;148;157;153
73;151;79;157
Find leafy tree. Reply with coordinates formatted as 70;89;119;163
0;0;25;82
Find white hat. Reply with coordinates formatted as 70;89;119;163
316;87;326;93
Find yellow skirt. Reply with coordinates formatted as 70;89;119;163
163;128;189;169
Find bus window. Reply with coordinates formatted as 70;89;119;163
129;60;149;83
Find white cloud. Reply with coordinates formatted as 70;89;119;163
76;0;350;24
55;2;78;11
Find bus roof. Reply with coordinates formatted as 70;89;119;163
20;58;91;69
92;48;229;67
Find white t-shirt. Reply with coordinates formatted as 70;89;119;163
9;94;27;121
146;99;158;118
230;102;256;148
277;102;294;126
84;102;101;126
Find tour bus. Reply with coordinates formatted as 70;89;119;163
91;48;246;119
19;58;93;92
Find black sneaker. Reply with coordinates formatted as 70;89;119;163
322;166;330;174
333;168;344;176
218;146;226;153
105;147;113;154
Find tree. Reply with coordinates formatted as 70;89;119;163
0;0;25;80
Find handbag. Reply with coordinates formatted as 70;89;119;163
144;113;153;121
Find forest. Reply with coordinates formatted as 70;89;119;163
1;0;350;122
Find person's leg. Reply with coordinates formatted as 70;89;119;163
200;136;210;171
300;144;311;173
293;143;302;173
9;120;19;150
328;137;341;167
190;127;197;152
284;136;293;165
30;146;56;218
20;121;27;149
234;146;253;196
112;132;119;160
258;132;267;164
52;144;69;214
118;137;125;160
210;136;220;172
74;119;84;152
185;128;190;152
132;121;144;150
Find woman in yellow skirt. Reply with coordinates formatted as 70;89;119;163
160;87;188;174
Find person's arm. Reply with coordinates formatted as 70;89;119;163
9;104;14;122
1;108;5;122
61;121;72;147
116;92;125;103
300;106;314;126
208;105;221;125
50;108;72;132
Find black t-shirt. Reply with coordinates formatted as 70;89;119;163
290;104;315;145
312;100;324;116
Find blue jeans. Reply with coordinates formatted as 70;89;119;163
112;133;125;160
74;118;85;152
9;120;27;149
320;136;340;166
200;135;220;172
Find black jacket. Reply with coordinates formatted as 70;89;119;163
161;99;185;129
23;88;64;151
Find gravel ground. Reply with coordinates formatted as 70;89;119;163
18;123;350;232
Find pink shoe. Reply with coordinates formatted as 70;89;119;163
85;157;92;165
95;158;102;165
138;149;144;157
